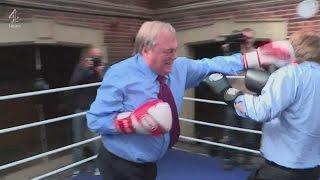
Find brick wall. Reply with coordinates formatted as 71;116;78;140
155;0;320;35
102;0;151;9
1;0;320;61
0;5;145;62
152;0;204;9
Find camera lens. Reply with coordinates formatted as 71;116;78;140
90;57;102;67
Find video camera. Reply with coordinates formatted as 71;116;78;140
88;56;102;67
224;33;249;54
226;33;249;43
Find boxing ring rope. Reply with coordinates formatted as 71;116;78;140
183;97;227;105
31;135;260;180
0;115;262;171
0;113;262;136
0;75;261;179
0;112;86;135
179;136;260;154
0;76;242;101
0;136;101;171
179;118;262;135
0;82;101;101
30;135;261;180
32;155;98;180
31;155;98;180
225;75;244;79
0;115;262;170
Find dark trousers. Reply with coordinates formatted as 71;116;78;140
247;160;319;180
97;146;157;180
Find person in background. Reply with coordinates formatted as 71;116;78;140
68;46;107;176
220;28;261;170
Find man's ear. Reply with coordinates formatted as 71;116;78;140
142;46;151;57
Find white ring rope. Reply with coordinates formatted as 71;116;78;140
31;155;98;180
0;111;260;136
0;112;86;135
183;97;227;105
179;135;261;154
226;75;245;79
180;118;262;135
0;76;244;101
0;136;101;171
0;96;226;135
31;134;260;179
0;75;254;173
0;82;101;101
0;134;262;172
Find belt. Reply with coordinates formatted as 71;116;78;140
265;159;319;172
100;146;156;166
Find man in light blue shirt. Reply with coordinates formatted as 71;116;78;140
86;21;279;180
235;31;320;179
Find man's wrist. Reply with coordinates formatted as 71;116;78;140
224;88;243;105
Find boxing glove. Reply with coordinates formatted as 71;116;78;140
243;40;296;69
203;73;243;105
245;69;271;95
114;99;172;136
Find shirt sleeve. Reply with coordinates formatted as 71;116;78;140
86;67;124;135
184;53;244;88
235;66;298;122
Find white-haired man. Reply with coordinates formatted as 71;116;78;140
86;21;292;180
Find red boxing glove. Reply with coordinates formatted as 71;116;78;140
114;99;172;136
243;40;296;69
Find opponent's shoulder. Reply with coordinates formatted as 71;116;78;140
272;64;298;79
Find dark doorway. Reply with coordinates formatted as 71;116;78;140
190;41;226;142
0;45;81;167
190;39;269;155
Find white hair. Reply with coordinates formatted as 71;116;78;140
133;21;176;54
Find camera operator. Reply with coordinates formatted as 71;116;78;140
68;46;107;176
220;28;261;170
223;28;255;54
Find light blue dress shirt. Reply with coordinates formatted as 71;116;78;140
235;61;320;169
87;53;244;163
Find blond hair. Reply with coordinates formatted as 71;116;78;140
290;31;320;63
133;21;176;54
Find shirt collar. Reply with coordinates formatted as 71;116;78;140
136;53;169;81
302;61;320;68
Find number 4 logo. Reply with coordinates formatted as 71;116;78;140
9;9;19;23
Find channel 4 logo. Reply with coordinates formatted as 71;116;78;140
9;9;21;28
